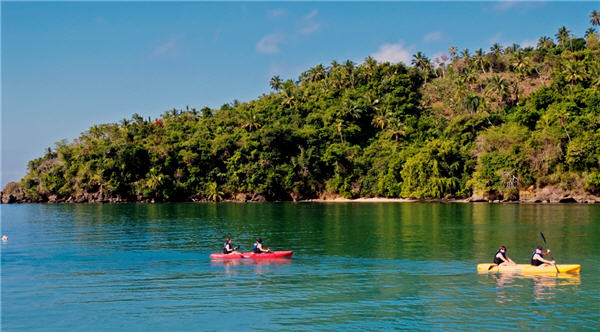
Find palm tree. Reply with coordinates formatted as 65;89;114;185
146;168;163;194
464;94;482;115
562;60;585;86
589;62;600;88
309;64;327;82
344;60;356;88
591;10;600;26
474;48;486;73
270;75;282;91
556;26;571;48
281;80;296;108
386;118;406;142
206;182;224;202
336;120;344;144
486;75;510;104
412;52;432;83
585;28;597;38
437;55;449;78
240;108;262;132
506;43;520;54
448;46;457;59
364;56;378;80
537;36;554;49
511;51;531;78
461;49;470;61
371;108;390;129
490;43;503;55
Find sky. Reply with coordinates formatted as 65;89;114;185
1;1;598;187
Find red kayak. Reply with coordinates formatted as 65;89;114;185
210;251;293;259
242;251;293;259
209;253;244;259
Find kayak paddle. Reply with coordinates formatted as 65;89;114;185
540;232;559;273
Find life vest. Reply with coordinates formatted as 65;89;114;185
530;251;544;266
223;242;232;254
494;250;507;264
253;242;261;254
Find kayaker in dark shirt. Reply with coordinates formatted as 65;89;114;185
530;245;554;266
493;246;516;266
253;238;272;254
223;238;240;254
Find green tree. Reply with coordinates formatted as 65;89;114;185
590;10;600;26
270;75;282;91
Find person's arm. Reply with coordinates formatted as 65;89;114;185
497;253;507;263
534;254;554;265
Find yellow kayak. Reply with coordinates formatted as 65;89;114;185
477;263;581;274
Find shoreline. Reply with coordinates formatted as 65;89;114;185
2;185;599;205
2;196;599;204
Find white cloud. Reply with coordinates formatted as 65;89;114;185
152;38;177;57
424;31;443;42
301;9;320;34
269;9;285;18
256;33;285;54
372;43;412;65
488;32;503;45
494;0;519;11
521;39;537;48
304;9;318;20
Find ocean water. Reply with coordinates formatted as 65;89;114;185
2;203;599;331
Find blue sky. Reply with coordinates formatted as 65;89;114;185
1;1;598;186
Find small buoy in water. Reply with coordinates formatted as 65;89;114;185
2;235;7;242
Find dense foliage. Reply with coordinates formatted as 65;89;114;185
8;24;600;202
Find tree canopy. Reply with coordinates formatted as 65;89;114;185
7;23;600;202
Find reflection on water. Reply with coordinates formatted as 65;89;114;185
211;258;293;278
2;203;599;331
491;273;582;303
210;258;293;267
531;274;582;301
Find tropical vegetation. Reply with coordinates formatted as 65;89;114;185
4;19;600;202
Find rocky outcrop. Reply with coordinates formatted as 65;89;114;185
518;185;600;203
1;182;27;204
3;181;600;204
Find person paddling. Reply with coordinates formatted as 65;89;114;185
223;237;240;255
253;238;272;254
493;246;516;266
531;245;555;266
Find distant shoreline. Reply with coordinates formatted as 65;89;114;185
2;196;599;204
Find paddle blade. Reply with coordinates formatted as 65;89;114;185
540;232;547;245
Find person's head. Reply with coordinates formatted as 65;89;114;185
536;245;543;251
499;246;507;252
226;237;231;243
257;238;262;244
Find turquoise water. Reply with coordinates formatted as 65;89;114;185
2;203;599;331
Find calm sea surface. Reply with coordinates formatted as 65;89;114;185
1;203;599;331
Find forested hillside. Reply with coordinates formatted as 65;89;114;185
3;22;600;203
